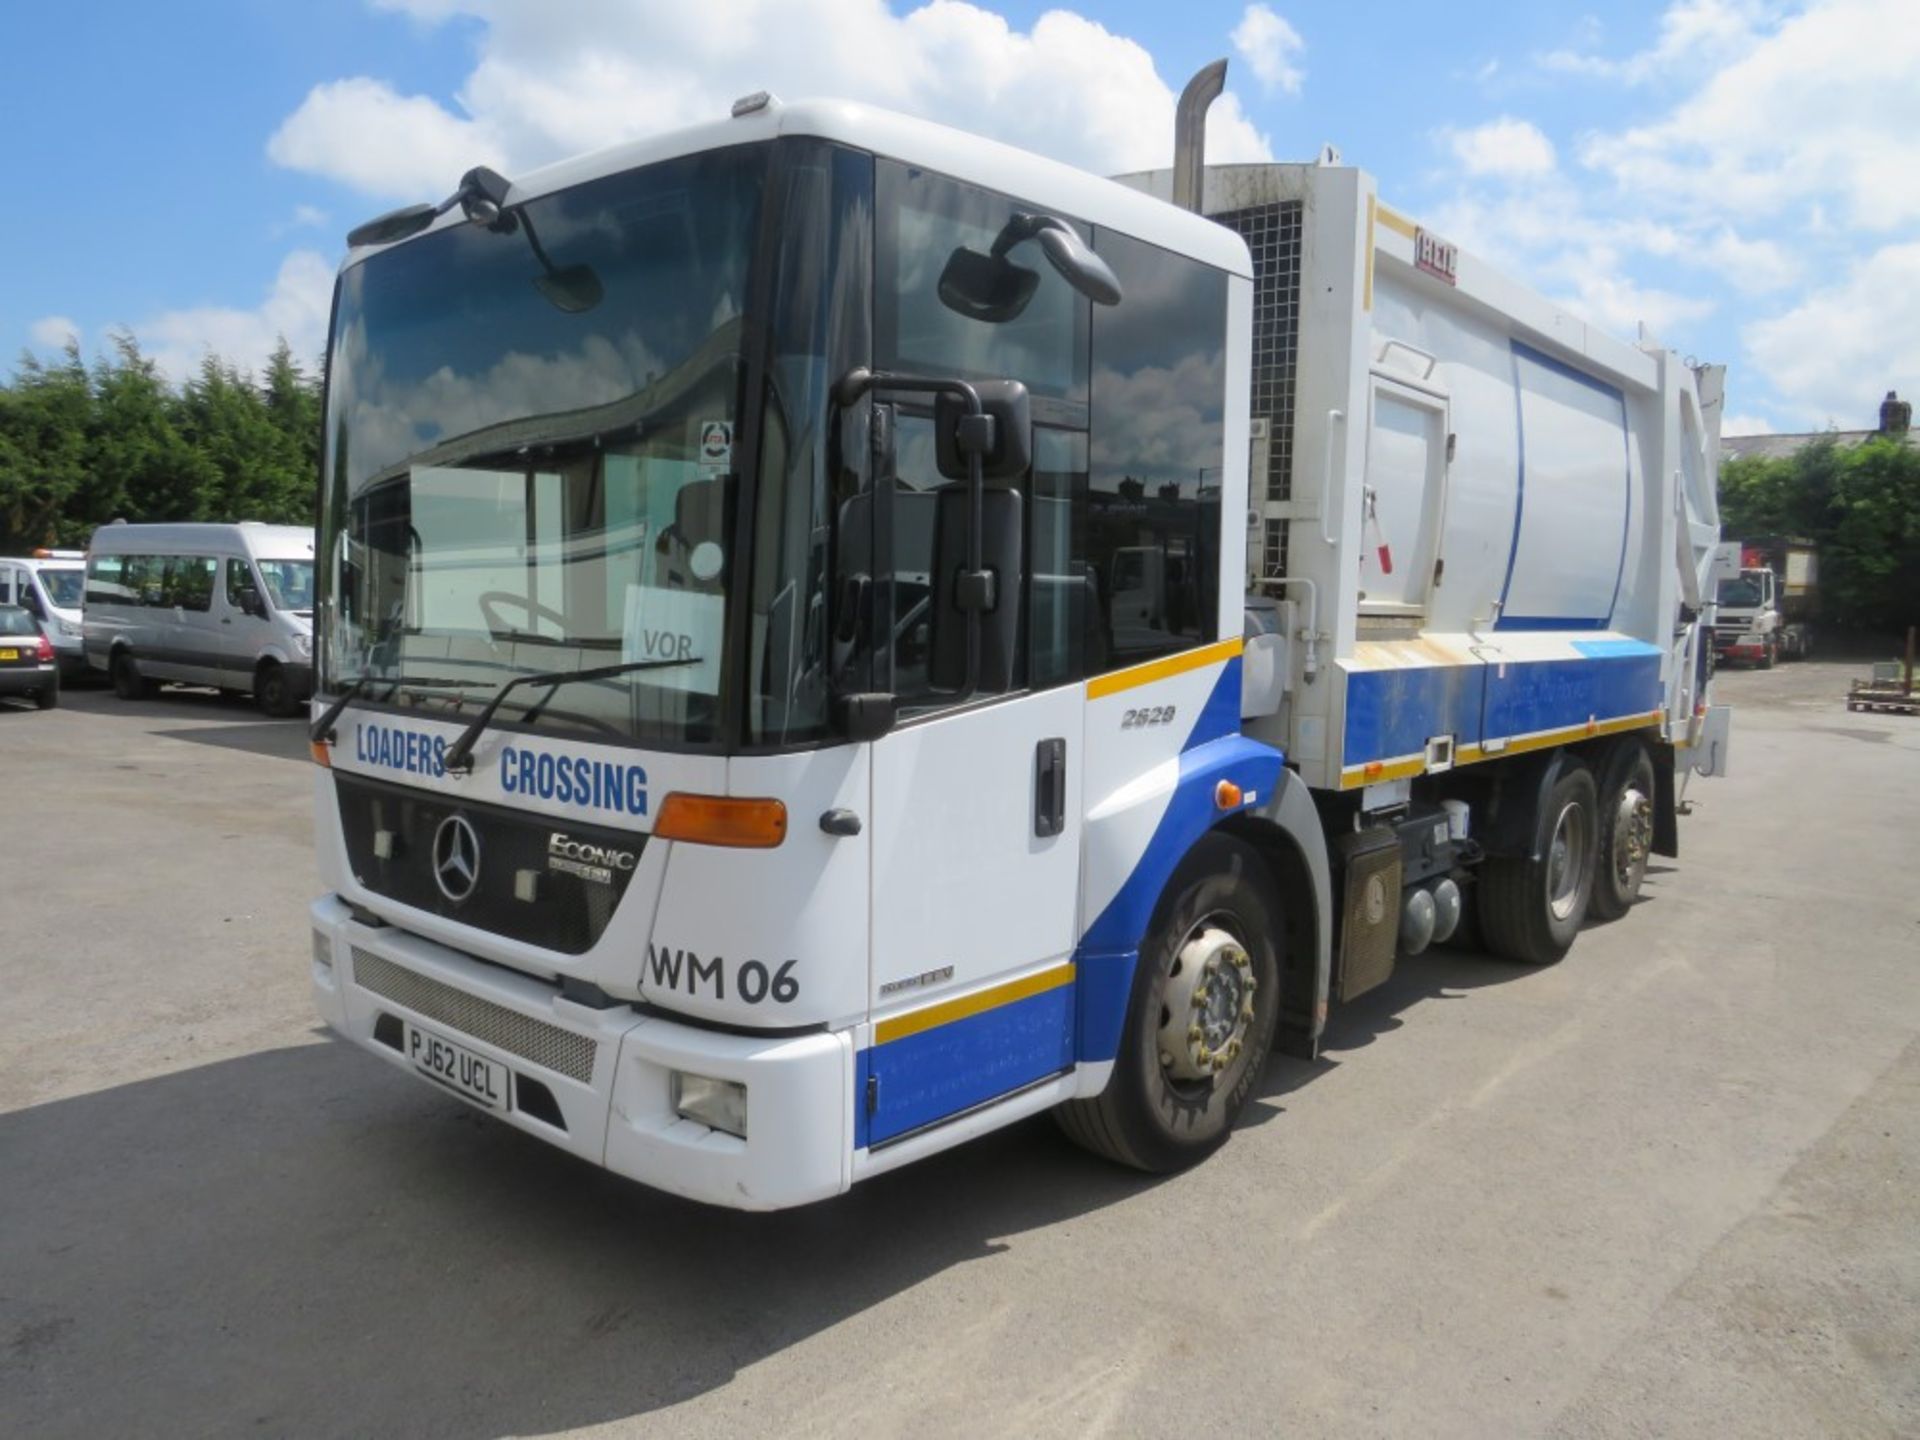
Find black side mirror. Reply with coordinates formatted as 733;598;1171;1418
936;214;1123;324
239;586;268;619
937;248;1040;324
838;692;897;743
934;380;1032;481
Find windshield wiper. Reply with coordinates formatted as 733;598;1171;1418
309;673;493;743
442;657;700;774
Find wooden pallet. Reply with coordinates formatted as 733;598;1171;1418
1847;685;1920;715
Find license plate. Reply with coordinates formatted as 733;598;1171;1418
0;649;15;661
405;1022;510;1111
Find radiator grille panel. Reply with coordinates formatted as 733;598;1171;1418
352;949;597;1083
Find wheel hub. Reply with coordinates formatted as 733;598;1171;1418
1546;801;1589;922
1612;786;1652;889
1158;925;1257;1082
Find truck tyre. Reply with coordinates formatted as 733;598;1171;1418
1758;637;1776;669
111;650;157;700
1055;832;1282;1173
255;661;298;718
1480;762;1597;965
1589;743;1655;922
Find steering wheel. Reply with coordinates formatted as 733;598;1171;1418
479;591;569;641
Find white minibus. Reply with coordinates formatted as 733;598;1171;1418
84;522;315;715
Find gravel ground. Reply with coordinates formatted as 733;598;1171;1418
2;659;1915;1439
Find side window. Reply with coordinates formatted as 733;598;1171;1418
875;161;1088;401
0;567;15;603
1087;229;1228;670
124;554;164;607
225;557;253;608
166;556;217;612
86;555;126;606
871;161;1091;709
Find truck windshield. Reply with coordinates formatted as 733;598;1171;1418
317;144;767;749
1716;576;1764;607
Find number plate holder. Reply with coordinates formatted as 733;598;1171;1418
404;1021;511;1111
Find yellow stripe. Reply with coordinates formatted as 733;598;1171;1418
875;962;1076;1045
1086;636;1242;700
1376;204;1416;239
1340;712;1665;787
1364;194;1377;311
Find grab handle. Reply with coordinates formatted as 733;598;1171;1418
1320;408;1346;548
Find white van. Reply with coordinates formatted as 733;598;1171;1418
0;550;87;675
84;522;316;716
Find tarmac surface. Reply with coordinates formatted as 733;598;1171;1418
2;658;1916;1438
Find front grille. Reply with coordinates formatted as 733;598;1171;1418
333;771;643;954
353;949;598;1083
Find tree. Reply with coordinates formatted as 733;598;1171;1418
0;334;325;554
1720;435;1920;632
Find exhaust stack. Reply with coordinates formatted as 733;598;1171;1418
1172;59;1228;214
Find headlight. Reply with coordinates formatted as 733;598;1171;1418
57;618;82;639
672;1072;748;1138
293;632;313;657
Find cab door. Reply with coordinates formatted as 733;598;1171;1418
861;420;1086;1147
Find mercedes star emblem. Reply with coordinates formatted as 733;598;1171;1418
432;814;481;903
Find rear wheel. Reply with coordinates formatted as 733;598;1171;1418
1480;762;1597;965
1589;744;1655;922
35;674;59;710
111;651;157;700
1055;833;1282;1173
255;661;298;718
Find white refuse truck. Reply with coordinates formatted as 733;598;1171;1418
304;76;1729;1209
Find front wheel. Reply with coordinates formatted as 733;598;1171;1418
1589;744;1655;922
1479;762;1598;965
111;651;157;700
1055;833;1282;1173
255;662;298;718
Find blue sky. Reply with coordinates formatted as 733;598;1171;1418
4;0;1914;434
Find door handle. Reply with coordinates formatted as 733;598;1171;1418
1034;737;1066;838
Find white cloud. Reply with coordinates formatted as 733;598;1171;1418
268;76;505;200
1743;242;1920;428
1539;0;1769;83
1556;271;1715;338
1720;413;1774;437
30;315;80;349
1442;117;1556;180
1579;0;1920;231
269;0;1272;201
135;250;336;382
1231;5;1306;96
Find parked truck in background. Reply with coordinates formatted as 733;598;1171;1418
303;74;1730;1209
1713;535;1817;666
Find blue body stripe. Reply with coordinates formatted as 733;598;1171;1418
1480;653;1662;739
1073;661;1285;1064
1342;640;1664;765
857;985;1075;1148
1340;659;1485;760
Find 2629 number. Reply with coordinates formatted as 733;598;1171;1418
1121;705;1177;729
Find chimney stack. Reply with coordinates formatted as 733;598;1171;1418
1880;389;1911;435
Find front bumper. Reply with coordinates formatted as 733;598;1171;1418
310;896;854;1210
